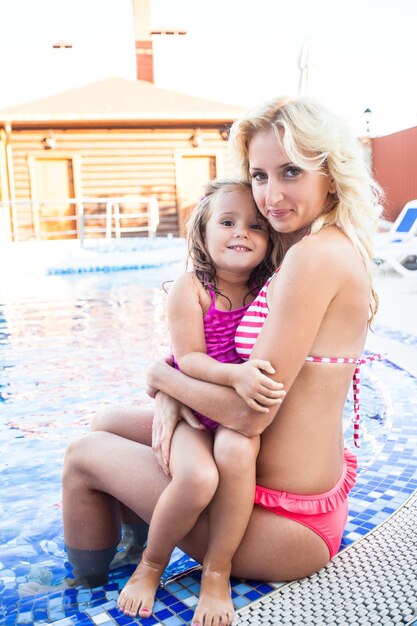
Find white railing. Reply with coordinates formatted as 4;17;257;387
0;196;160;244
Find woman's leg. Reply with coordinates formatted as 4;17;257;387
91;405;154;551
180;504;330;584
62;428;330;593
62;426;165;586
192;427;260;626
91;405;154;444
117;422;218;618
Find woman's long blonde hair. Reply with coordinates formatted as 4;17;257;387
229;96;384;323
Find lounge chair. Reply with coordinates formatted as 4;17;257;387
373;200;417;276
378;199;417;241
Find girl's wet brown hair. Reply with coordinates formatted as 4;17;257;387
185;179;278;303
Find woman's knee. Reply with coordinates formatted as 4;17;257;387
90;407;118;432
214;429;260;472
62;432;100;487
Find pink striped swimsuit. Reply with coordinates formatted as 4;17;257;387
173;284;249;432
235;270;381;448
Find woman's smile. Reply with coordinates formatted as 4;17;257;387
248;128;335;234
268;208;292;219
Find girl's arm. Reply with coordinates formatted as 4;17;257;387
150;238;343;436
167;272;240;386
167;271;222;382
168;273;284;413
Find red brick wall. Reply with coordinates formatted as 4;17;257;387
135;40;154;83
372;126;417;221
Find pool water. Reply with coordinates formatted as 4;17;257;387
0;264;415;625
1;266;183;594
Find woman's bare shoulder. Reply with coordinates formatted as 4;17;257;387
268;228;360;308
284;227;356;277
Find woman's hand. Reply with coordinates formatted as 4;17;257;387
152;391;205;475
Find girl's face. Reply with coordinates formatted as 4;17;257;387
248;128;335;234
205;189;269;279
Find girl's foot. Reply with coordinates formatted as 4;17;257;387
192;567;234;626
117;551;165;618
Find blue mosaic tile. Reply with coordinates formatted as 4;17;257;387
106;613;131;626
167;602;188;614
232;582;252;595
139;617;159;626
161;617;183;626
177;609;193;622
159;595;179;609
231;595;249;609
172;590;191;601
153;608;173;621
244;589;263;601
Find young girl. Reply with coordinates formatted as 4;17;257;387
116;179;285;622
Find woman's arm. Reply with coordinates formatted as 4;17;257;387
150;236;343;435
147;360;275;437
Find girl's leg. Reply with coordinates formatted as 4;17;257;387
192;427;260;626
116;421;219;618
179;499;330;584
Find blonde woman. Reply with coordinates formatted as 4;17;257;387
63;96;382;626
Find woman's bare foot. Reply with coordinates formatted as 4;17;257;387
117;550;165;618
192;566;234;626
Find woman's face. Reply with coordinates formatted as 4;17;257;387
248;128;335;234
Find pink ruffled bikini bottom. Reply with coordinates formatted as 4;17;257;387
254;448;357;558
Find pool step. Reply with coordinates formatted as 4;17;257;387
235;490;417;625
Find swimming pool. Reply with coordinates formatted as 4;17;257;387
1;261;417;625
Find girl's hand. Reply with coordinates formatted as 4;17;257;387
232;360;286;413
152;392;205;475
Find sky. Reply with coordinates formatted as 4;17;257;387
0;0;416;136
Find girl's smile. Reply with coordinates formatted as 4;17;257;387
205;189;269;278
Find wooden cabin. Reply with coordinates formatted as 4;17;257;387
0;77;244;242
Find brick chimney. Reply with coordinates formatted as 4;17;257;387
132;0;154;82
132;0;187;83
